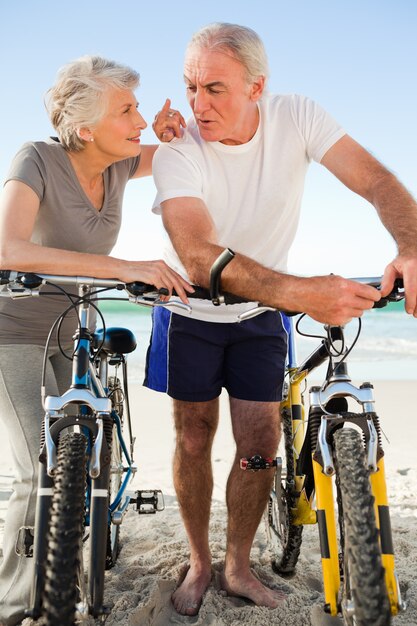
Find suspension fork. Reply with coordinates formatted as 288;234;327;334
29;459;55;618
308;407;340;616
89;412;113;616
370;456;400;613
89;465;111;616
312;457;340;616
368;410;403;616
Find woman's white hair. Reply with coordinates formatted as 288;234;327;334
186;22;269;84
45;55;140;151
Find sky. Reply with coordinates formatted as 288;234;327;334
0;0;416;278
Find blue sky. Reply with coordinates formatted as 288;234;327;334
1;0;416;277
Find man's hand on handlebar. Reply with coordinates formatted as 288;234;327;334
296;274;382;326
381;255;417;318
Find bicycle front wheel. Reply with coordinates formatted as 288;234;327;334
42;431;88;626
333;427;390;626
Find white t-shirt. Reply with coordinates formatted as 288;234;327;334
152;93;346;322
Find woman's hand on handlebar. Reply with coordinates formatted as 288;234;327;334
120;260;193;303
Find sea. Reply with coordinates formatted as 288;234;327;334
98;298;417;383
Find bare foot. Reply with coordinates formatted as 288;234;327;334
172;564;212;616
220;568;285;608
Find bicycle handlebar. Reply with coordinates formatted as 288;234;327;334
0;267;405;318
0;271;194;315
196;250;405;313
0;270;165;296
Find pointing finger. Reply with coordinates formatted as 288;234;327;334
161;98;171;113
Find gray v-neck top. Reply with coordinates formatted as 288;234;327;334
0;138;140;346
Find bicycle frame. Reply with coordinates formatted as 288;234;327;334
280;316;402;617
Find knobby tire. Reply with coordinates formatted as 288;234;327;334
42;431;87;626
333;427;391;626
106;376;123;569
268;407;303;576
106;421;121;568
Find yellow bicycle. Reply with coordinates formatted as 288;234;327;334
257;277;407;625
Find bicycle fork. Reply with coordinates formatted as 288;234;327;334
29;457;54;619
313;448;402;616
310;380;402;616
370;455;404;614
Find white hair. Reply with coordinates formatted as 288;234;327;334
186;22;269;84
45;55;140;151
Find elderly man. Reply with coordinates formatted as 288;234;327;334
146;22;417;616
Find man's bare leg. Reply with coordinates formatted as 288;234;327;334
171;398;219;616
222;397;284;607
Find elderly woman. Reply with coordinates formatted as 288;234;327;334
0;55;190;626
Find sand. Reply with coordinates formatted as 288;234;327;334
1;382;416;625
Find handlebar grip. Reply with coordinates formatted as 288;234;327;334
125;282;169;297
19;273;43;288
195;286;247;304
125;282;156;296
177;285;250;305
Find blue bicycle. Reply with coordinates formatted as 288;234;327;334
0;271;190;625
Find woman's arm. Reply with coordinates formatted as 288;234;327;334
131;145;158;178
0;180;192;300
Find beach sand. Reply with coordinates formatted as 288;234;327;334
1;381;416;625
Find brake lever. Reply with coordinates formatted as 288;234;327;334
373;278;405;308
237;306;276;322
128;294;191;314
0;285;40;299
154;300;192;314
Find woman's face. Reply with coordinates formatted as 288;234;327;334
91;87;147;160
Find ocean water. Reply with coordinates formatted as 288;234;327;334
98;299;417;383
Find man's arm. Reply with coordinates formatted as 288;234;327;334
321;134;417;315
161;197;380;325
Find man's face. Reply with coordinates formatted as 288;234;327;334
184;47;264;145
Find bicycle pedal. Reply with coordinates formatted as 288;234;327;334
15;526;34;557
131;489;165;514
240;454;277;471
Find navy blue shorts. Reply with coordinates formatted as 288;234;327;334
144;309;288;402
